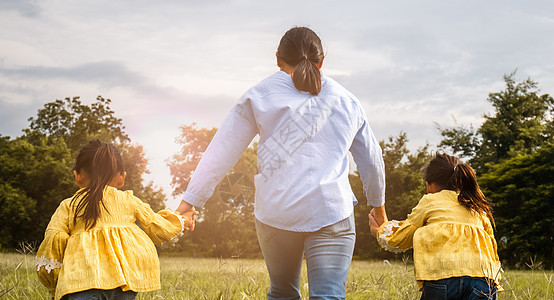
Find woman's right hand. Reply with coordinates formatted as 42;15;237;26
370;205;388;226
177;201;199;231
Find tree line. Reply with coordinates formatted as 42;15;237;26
1;73;552;268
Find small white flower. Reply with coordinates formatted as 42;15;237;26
378;220;408;254
35;256;63;273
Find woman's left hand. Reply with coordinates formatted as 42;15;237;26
368;213;379;237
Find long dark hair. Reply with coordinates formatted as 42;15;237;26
277;26;324;96
423;152;495;226
71;139;125;229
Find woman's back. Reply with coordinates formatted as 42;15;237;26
239;71;382;231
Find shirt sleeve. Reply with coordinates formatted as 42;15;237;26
133;195;186;245
349;111;386;207
376;196;429;252
35;200;70;296
182;97;258;207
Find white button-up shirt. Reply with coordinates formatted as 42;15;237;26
183;71;385;231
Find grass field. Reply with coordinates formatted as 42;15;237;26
1;252;552;299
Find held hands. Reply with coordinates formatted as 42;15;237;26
181;208;199;232
368;205;388;237
370;205;388;225
176;201;199;231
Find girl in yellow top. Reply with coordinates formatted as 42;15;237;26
36;139;197;300
369;153;501;300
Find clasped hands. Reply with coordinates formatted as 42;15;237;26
368;204;388;237
176;200;199;232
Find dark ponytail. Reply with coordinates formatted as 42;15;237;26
71;139;125;229
423;152;495;226
277;27;324;96
452;163;495;227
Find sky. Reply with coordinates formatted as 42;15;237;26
2;0;554;208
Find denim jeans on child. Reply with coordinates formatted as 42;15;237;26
421;276;497;300
256;213;356;300
62;287;137;300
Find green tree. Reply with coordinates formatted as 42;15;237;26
0;96;168;249
167;124;259;257
353;132;430;260
435;123;480;160
26;96;129;152
167;123;217;196
480;143;554;268
379;133;430;221
438;72;554;268
0;135;74;248
0;182;36;249
439;71;554;172
193;147;258;258
25;96;166;211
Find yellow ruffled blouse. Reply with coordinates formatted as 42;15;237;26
377;190;502;290
36;186;185;300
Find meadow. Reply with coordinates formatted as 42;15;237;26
1;251;552;299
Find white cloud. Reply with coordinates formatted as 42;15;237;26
2;0;554;204
0;0;42;17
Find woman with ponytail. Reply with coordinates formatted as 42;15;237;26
176;26;386;299
36;139;197;300
369;152;502;299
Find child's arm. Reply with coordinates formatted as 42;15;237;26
375;220;412;253
133;194;197;245
36;200;70;297
374;195;429;253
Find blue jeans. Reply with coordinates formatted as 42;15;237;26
256;214;356;300
421;276;497;300
62;287;137;300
